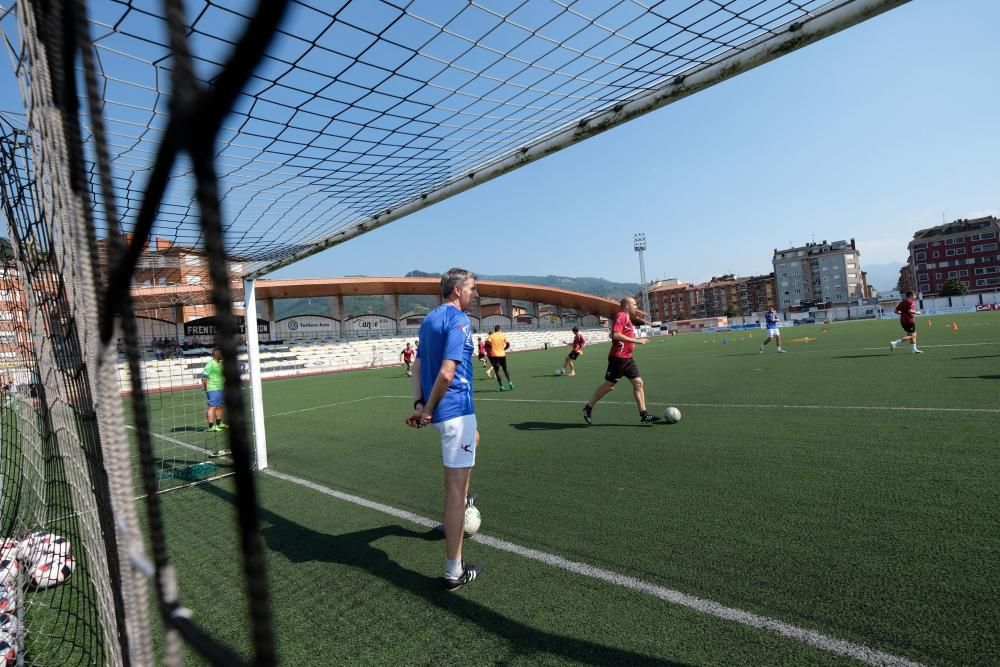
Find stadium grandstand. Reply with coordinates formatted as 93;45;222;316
123;273;619;391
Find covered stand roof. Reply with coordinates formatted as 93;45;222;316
132;277;624;318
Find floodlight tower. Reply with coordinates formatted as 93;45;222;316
633;233;650;319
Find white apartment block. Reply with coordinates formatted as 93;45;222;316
772;239;864;310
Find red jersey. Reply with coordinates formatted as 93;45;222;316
401;347;415;363
477;340;486;355
572;334;585;353
609;311;635;359
895;298;916;325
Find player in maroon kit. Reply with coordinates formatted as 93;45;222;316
582;297;661;425
889;291;922;354
400;341;416;375
560;327;586;376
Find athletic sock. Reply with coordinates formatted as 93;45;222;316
640;410;648;417
445;559;462;579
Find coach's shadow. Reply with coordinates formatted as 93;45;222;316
196;483;682;666
511;421;648;430
949;374;1000;380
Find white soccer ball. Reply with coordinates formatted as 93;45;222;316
0;630;15;665
0;561;18;588
0;612;18;638
554;369;564;376
19;532;71;566
0;542;18;564
30;555;74;590
463;506;481;537
664;407;682;424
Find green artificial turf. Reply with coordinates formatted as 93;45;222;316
137;312;998;665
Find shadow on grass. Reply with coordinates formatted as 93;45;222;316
949;375;1000;380
831;354;889;359
195;483;683;666
511;421;650;430
170;425;211;433
951;354;1000;360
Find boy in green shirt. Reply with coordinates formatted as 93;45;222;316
202;347;227;432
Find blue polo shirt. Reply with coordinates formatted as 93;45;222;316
418;304;474;423
765;310;779;327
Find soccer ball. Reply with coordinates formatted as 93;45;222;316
554;369;564;376
20;532;71;565
0;630;15;665
463;506;481;537
0;561;17;587
664;407;682;424
30;555;74;590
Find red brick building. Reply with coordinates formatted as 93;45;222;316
907;216;1000;296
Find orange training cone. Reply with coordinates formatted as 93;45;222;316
926;319;932;326
951;322;958;332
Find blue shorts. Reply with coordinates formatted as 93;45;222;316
206;390;224;407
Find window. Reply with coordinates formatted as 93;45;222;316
846;263;857;269
959;270;969;277
975;266;1000;275
973;243;998;253
981;232;996;239
955;247;966;255
919;283;930;292
976;277;1000;286
183;254;200;266
913;242;927;249
945;249;955;257
945;238;953;245
847;273;857;278
917;263;927;270
935;273;942;279
185;275;202;285
932;252;940;258
917;273;928;281
948;271;958;278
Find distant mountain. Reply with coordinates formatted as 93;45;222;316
863;262;906;292
405;270;639;300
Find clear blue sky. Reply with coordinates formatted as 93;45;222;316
264;0;999;290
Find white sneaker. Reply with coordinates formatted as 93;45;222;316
758;348;764;354
776;348;786;353
889;341;897;352
912;348;922;354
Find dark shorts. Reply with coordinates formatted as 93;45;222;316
488;356;508;372
478;353;486;360
206;389;224;407
604;357;640;383
567;350;580;360
901;321;916;334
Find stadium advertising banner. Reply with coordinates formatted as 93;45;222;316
975;304;1000;312
344;314;396;336
184;316;269;336
275;316;339;337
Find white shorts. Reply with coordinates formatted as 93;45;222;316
767;327;780;337
433;414;477;469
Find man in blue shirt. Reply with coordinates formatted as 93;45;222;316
759;305;786;353
405;268;482;590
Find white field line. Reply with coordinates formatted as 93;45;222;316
125;424;213;455
643;340;1000;359
379;395;1000;414
263;468;923;667
264;395;381;419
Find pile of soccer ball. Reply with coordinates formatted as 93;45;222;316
0;532;75;664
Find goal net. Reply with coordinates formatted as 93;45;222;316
0;0;907;663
